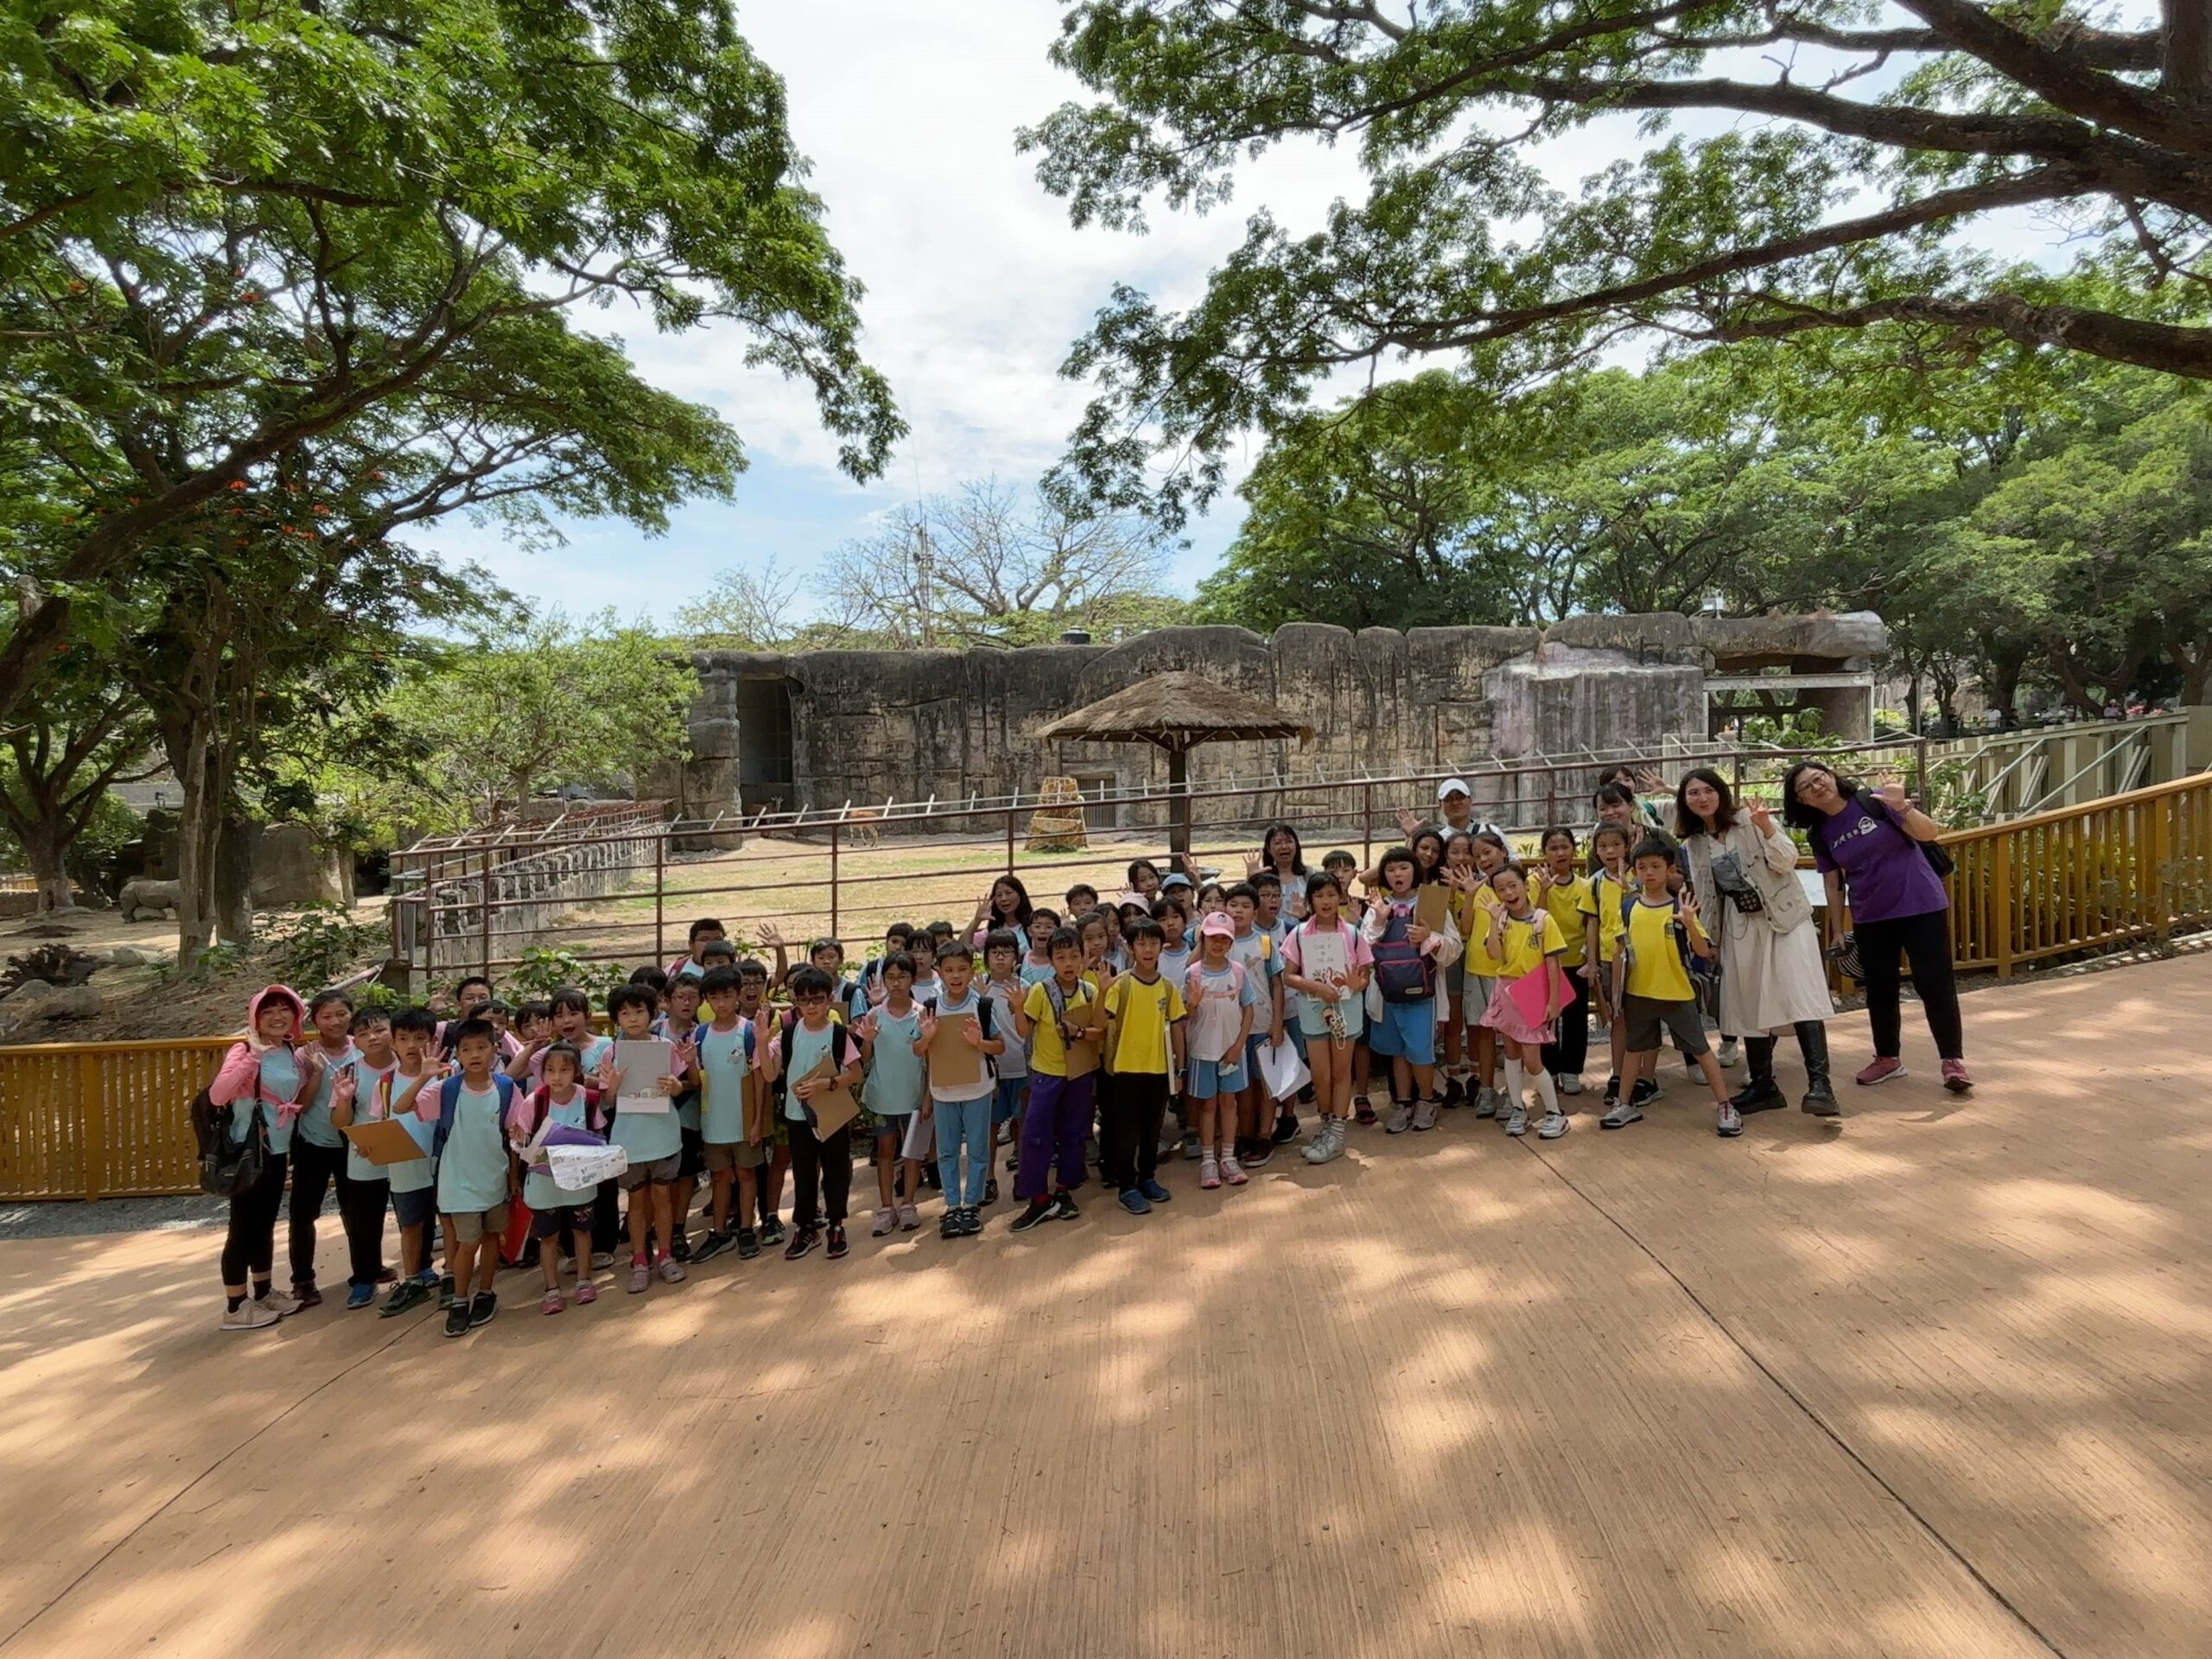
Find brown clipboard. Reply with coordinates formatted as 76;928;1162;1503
740;1066;772;1145
1414;882;1452;933
342;1118;427;1166
798;1055;859;1138
927;1011;983;1091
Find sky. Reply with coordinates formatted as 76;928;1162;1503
425;3;2084;630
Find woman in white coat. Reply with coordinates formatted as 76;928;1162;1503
1673;768;1840;1116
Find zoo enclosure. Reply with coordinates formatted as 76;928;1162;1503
5;769;2210;1201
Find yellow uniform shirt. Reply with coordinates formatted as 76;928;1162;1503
1622;899;1707;1002
1103;972;1185;1075
1457;881;1504;976
1537;872;1592;968
1583;869;1633;963
1492;908;1567;981
1021;975;1099;1077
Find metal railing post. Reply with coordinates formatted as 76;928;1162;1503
830;823;841;938
654;832;666;969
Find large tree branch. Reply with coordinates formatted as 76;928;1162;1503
1710;292;2212;378
2171;0;2212;100
1897;0;2199;148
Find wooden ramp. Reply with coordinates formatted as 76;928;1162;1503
3;956;2208;1658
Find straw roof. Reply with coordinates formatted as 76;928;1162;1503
1034;671;1311;749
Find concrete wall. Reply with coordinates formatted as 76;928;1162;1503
682;613;1886;828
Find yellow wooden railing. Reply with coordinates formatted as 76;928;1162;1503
1939;772;2212;976
0;1037;235;1202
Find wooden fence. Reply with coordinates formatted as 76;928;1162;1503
3;772;2209;1202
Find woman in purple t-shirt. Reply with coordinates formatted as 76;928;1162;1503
1783;762;1971;1094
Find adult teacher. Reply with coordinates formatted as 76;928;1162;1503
1674;769;1837;1116
1783;762;1973;1094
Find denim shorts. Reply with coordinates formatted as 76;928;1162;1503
992;1072;1027;1126
391;1185;438;1229
1186;1055;1248;1100
1367;996;1437;1065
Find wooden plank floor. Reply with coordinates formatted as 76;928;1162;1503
3;956;2207;1657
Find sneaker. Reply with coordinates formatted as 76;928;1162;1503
897;1202;920;1231
1118;1187;1152;1216
1354;1097;1378;1126
1856;1055;1905;1086
1011;1198;1056;1232
983;1177;1000;1205
345;1283;376;1311
379;1279;429;1318
1503;1104;1529;1137
589;1251;615;1271
939;1210;963;1239
1536;1108;1568;1140
541;1289;565;1316
415;1266;440;1289
668;1230;692;1263
1630;1077;1660;1108
1557;1073;1583;1096
957;1206;982;1237
256;1288;301;1319
1158;1135;1179;1161
290;1282;322;1311
1716;1102;1744;1138
1718;1037;1740;1070
1303;1119;1345;1164
374;1265;397;1284
574;1278;598;1305
1474;1087;1502;1119
1048;1190;1080;1221
1244;1139;1275;1168
1271;1114;1300;1145
826;1224;849;1260
1599;1097;1643;1129
627;1260;650;1294
1221;1154;1249;1186
1441;1075;1465;1107
784;1226;819;1260
442;1304;472;1338
1412;1097;1440;1132
735;1228;760;1260
871;1206;898;1237
220;1298;280;1332
758;1218;785;1249
1182;1130;1202;1160
1942;1058;1973;1093
438;1274;457;1309
1141;1178;1171;1203
658;1255;686;1284
693;1230;734;1264
1384;1102;1413;1134
1198;1156;1221;1190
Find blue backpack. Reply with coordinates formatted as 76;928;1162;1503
432;1071;517;1156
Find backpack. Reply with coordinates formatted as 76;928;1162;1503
1618;893;1721;1017
768;1011;855;1111
513;1084;605;1142
191;1070;266;1198
1370;903;1436;1005
432;1072;518;1155
919;991;999;1082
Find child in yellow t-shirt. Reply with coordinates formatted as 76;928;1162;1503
1099;918;1185;1214
1448;830;1511;1118
1580;823;1636;1113
1012;925;1105;1231
1606;838;1739;1138
1476;863;1570;1138
1533;827;1595;1096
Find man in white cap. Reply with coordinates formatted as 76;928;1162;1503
1397;777;1478;842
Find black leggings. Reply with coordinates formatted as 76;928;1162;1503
221;1150;288;1287
1541;964;1593;1077
789;1123;852;1228
288;1140;350;1287
1856;909;1963;1061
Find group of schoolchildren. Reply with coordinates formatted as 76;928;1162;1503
207;770;1745;1337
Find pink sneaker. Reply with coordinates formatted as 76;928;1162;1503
1222;1154;1249;1186
573;1279;597;1305
1942;1058;1973;1092
626;1258;650;1294
1854;1056;1905;1087
540;1289;564;1316
1199;1155;1221;1190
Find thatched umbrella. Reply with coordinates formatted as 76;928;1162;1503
1034;671;1313;855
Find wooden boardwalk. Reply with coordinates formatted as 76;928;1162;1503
3;955;2207;1658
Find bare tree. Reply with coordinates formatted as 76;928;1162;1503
677;558;805;650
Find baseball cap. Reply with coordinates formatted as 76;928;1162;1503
1198;911;1235;939
1437;777;1471;801
1160;871;1194;892
1116;890;1149;911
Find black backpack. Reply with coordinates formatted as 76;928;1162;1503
190;1071;265;1198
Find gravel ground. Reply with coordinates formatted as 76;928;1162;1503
2;1192;262;1241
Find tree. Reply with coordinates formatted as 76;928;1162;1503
388;613;699;825
1023;0;2212;524
0;0;903;719
677;560;805;651
812;479;1186;648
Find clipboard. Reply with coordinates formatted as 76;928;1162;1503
741;1066;772;1144
613;1039;674;1115
1414;883;1451;932
927;1011;983;1090
342;1119;427;1166
798;1055;859;1138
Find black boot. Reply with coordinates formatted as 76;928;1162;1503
1730;1036;1784;1112
1796;1021;1840;1116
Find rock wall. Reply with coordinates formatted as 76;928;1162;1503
683;613;1885;831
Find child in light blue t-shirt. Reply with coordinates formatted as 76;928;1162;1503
861;952;928;1237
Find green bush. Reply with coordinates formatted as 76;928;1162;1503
262;903;386;992
504;945;628;1002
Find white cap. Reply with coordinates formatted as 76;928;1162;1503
1436;777;1471;801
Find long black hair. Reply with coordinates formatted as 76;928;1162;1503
1672;766;1739;839
1257;820;1308;877
1408;825;1447;882
1779;761;1866;832
988;874;1033;929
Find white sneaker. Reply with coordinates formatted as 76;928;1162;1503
1412;1097;1440;1132
1716;1102;1745;1138
221;1299;281;1331
870;1206;898;1237
1303;1120;1344;1164
1718;1038;1741;1070
1384;1103;1413;1134
1536;1109;1568;1140
1557;1073;1583;1096
255;1290;300;1319
1473;1087;1502;1119
1221;1154;1249;1185
1503;1104;1529;1136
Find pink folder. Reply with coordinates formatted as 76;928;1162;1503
1505;963;1572;1027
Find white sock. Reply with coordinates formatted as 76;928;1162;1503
1503;1057;1526;1109
1533;1068;1561;1116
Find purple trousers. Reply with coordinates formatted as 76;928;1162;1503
1016;1071;1094;1201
